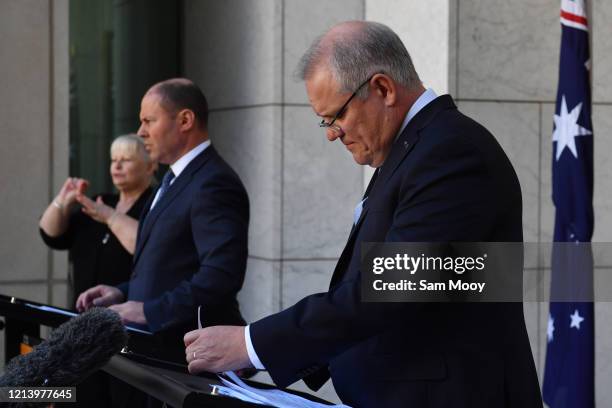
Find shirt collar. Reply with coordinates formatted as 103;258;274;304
169;140;211;179
395;88;438;140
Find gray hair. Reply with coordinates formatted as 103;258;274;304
297;21;421;97
110;134;151;163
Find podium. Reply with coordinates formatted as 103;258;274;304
0;294;335;407
103;353;334;407
0;294;159;363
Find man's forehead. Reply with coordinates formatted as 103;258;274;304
140;93;163;115
305;68;343;116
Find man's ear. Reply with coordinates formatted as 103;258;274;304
177;109;196;132
371;73;398;106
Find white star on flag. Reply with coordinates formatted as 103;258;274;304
552;95;592;161
547;315;555;342
570;309;585;330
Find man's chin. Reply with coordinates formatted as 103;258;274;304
351;153;372;166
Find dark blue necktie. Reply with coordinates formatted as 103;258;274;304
153;169;175;208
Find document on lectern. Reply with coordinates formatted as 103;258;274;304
215;371;352;408
24;303;153;335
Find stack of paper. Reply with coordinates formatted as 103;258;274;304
214;371;351;408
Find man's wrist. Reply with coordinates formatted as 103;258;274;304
244;325;265;370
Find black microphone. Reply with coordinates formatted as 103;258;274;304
0;307;127;388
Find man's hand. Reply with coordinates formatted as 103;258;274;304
184;326;252;374
108;301;147;325
75;284;124;312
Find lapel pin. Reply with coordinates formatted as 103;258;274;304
404;141;410;149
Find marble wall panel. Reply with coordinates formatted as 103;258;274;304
592;0;612;103
457;101;541;248
591;105;612;243
595;300;612;407
457;0;560;101
282;106;362;259
0;283;48;304
51;0;70;281
283;0;364;104
183;0;282;109
523;301;542;375
208;107;282;260
238;257;281;324
366;0;453;94
281;260;336;310
0;1;51;282
51;282;69;309
540;103;555;244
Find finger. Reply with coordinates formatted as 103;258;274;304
93;292;116;307
188;358;212;375
76;179;88;194
185;345;195;363
184;329;202;347
75;293;86;312
81;292;96;310
76;194;94;207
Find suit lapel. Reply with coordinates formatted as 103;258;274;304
329;95;457;288
133;146;216;264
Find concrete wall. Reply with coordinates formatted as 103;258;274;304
0;0;70;366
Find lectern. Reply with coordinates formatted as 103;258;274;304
0;294;335;407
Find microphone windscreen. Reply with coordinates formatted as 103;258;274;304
0;307;127;388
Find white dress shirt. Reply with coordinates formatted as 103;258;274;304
149;140;211;209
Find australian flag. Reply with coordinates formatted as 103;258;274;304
543;0;595;407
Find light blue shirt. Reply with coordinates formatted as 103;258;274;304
245;89;439;370
149;140;211;209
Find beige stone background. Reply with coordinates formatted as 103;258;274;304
1;0;610;405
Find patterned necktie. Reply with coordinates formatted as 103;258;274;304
152;169;175;209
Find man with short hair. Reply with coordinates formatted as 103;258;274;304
184;22;542;407
77;78;249;359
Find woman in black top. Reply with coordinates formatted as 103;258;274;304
40;134;155;307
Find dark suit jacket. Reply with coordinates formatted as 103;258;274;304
117;145;249;345
250;96;543;408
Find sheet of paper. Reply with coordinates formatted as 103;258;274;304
210;384;267;405
24;303;153;335
218;371;352;408
25;303;77;318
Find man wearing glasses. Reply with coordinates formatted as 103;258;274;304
184;21;543;408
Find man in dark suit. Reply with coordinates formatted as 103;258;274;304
183;22;543;407
76;78;249;358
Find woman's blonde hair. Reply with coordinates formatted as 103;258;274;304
110;134;151;163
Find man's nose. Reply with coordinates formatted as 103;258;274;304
326;127;344;142
137;124;146;137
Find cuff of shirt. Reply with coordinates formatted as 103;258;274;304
244;325;265;370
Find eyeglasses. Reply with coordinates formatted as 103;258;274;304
318;75;374;133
